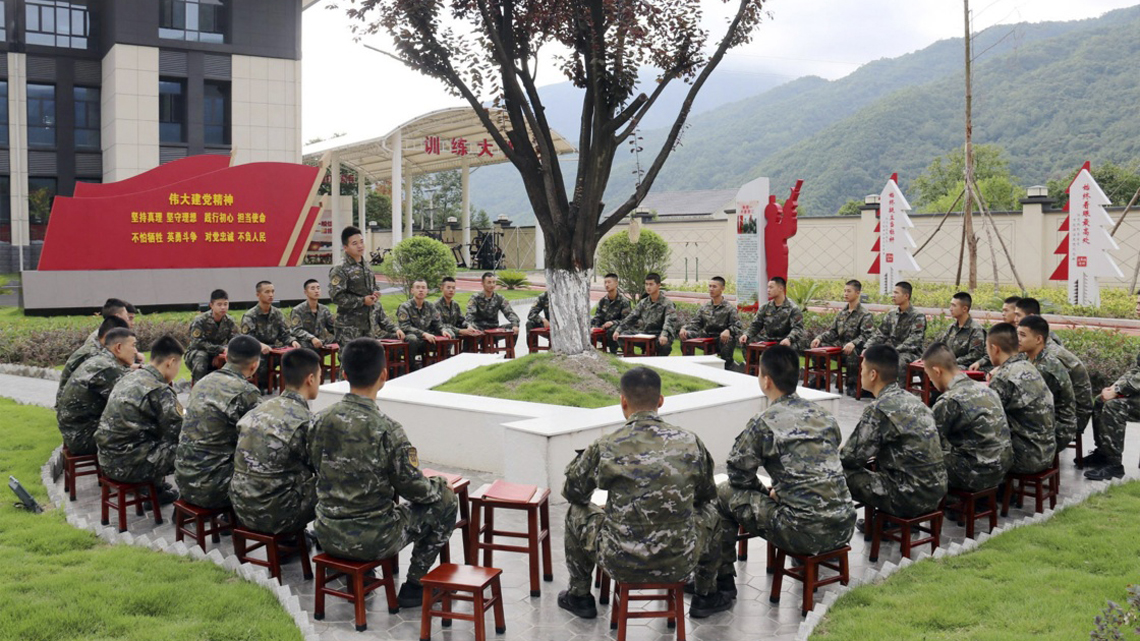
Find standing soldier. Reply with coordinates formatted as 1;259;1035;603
241;280;300;390
96;335;185;505
613;272;678;355
58;315;129;405
1017;316;1077;456
397;279;448;365
864;281;927;382
57;328;138;456
740;276;804;348
309;338;458;607
591;273;631;354
230;348;321;535
436;276;478;339
559;367;719;620
174;336;262;510
679;276;743;370
811;279;876;395
186;289;237;384
985;323;1056;475
329;226;381;346
466;271;521;351
290;279;336;348
936;292;987;369
1085;291;1140;481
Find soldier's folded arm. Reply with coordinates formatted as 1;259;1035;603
390;442;444;503
840;411;880;470
725;419;768;490
151;389;184;441
561;444;600;505
898;317;927;354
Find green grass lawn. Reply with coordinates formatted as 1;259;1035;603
812;481;1140;640
0;398;301;640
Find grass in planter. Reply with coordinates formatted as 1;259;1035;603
432;352;719;408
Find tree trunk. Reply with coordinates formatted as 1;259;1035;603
546;267;593;354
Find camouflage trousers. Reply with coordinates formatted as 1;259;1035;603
176;459;235;510
944;453;1008;493
404;335;430;362
99;443;177;485
232;479;317;536
61;426;98;457
815;342;860;391
185;350;220;384
1092;395;1140;464
688;331;738;363
844;466;944;519
896;351;921;387
333;316;371;348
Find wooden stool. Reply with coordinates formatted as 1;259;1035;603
609;581;686;641
469;483;553;597
590;327;608;351
620;335;658;357
380;340;411;378
526;327;551;352
267;347;295;393
483;329;517;359
803;347;843;392
904;360;933;405
460;334;485;354
99;474;162;533
424;337;460;366
419;563;506;641
680;336;718;356
737;524;758;561
745;341;777;376
868;507;943;562
62;446;100;502
595;567;612;605
232;525;313;584
850;355;866;398
945;486;999;539
423;470;472;565
173;500;233;551
965;369;987;382
1001;456;1060;516
313;554;399;632
767;542;851;616
319;344;340;382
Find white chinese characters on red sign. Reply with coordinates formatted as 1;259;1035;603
1067;168;1121;307
879;178;921;295
422;136;499;159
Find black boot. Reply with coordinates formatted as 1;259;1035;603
1084;462;1124;481
397;580;424;608
1079;449;1106;468
557;590;597;619
689;591;734;618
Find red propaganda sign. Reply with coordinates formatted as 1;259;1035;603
39;158;324;271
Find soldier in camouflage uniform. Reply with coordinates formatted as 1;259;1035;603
1046;342;1094;464
57;329;138;456
58;316;129;405
922;343;1012;491
936;292;987;368
558;366;721;620
1085;292;1140;481
811;279;876;394
436;277;477;338
985;323;1056;475
397;280;448;364
969;296;1022;372
680;276;743;368
467;272;520;353
290;279;336;348
81;298;132;346
174;336;263;509
96;336;184;503
186;289;238;384
230;348;321;534
369;301;405;340
841;345;947;520
613;273;678;356
527;292;550;331
591;273;631;354
241;281;301;390
741;276;804;348
329;226;381;346
1018;316;1077;455
864;281;927;381
309;338;457;607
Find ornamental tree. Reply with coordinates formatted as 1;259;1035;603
336;0;768;353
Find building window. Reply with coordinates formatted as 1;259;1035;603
0;177;10;244
26;1;90;49
159;79;186;144
29;177;57;242
203;81;230;147
0;4;7;43
160;0;226;44
27;84;56;149
74;87;100;151
0;82;8;147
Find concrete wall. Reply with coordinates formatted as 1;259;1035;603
231;56;302;165
102;44;161;182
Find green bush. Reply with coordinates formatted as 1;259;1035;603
787;278;824;310
381;236;457;296
495;269;530;290
596;229;672;299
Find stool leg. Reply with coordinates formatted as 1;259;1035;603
869;513;883;563
540;499;554;583
765;540;775;574
666;586;677;628
900;522;913;560
469;500;483;568
610;584;621;630
353;569;368;632
267;539;282;583
740;524;750;562
527;506;541;597
839;550;850;585
210;515;222;544
459;495;472;565
439;539;451;564
195;514;207;551
174;506;185;543
769;550;786;603
313;564;326;621
149;483;163;525
441;589;452;627
1049;474;1059;510
134;487;146;517
966;496;977;539
383;560;400;614
615;586;628;641
931;514;943;554
297;530;313;581
599;570;610;605
420;586;437;641
1034;479;1044;514
118;487;130;533
802;559;816;616
100;480;110;526
482;504;495;568
472;591;487;641
988;495;998;533
673;585;687;641
492;578;506;634
1001;481;1012;517
66;460;76;501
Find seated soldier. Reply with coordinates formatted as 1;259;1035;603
1086;290;1140;481
58;315;129;405
290;279;336;349
811;279;875;395
612;272;678;355
841;344;947;524
936;292;986;369
436;276;479;339
1017;315;1077;456
559;366;719;620
969;295;1021;371
174;335;263;509
679;276;742;370
397;279;449;365
230;348;321;535
985;323;1056;475
466;271;521;349
57;328;138;456
740;276;804;348
1014;298;1062;346
922;342;1012;492
697;346;855;614
186;289;237;384
96;335;184;504
241;280;300;391
863;281;927;382
370;295;406;341
591;273;631;354
527;292;550;331
309;338;458;607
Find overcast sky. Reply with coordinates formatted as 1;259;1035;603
300;0;1138;145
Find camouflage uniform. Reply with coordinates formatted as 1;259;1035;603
1046;343;1094;441
370;304;402;340
745;298;804;347
329;253;378;345
591;293;631;354
186;312;238;383
1091;351;1140;466
57;340;108;405
527;293;550;331
936;317;987;369
465;292;520;330
931;373;1012;491
841;383;947;518
174;365;262;509
290;301;335;346
1030;349;1078;454
974;332;1063;372
813;304;876;386
56;352;130;455
241;305;294;387
96;365;184;483
230;390;316;534
309;393;458;581
865;306;927;379
435;297;468;336
989;354;1056;474
615;294;679;356
703;394;855;592
397;299;445;360
683;299;743;363
562;410;717;597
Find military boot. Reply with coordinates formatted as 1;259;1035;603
557;590;597;619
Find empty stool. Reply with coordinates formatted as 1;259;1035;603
62;446;100;501
469;482;553;597
609;581;687;641
419;563;506;641
424;337;460;366
173;500;233;551
527;327;551;352
232;525;313;584
802;347;843;392
313;554;399;632
99;474;162;533
945;486;999;539
680;336;718;356
379;340;411;378
1001;456;1060;516
482;329;517;359
745;341;777;376
621;335;659;357
868;507;943;562
767;542;851;616
904;360;933;405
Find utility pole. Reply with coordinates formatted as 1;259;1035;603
963;0;978;291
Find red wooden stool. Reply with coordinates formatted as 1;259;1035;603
424;337;460;366
904;360;934;405
680;336;718;356
460;334;485;354
173;500;233;551
267;347;295;392
419;563;506;641
483;329;517;359
424;469;472;565
319;344;340;382
1001;455;1060;516
850;355;867;398
99;474;162;533
868;507;943;562
803;347;843;392
767;542;851;616
737;524;758;561
620;335;658;357
232;525;313;584
1068;432;1084;468
469;482;553;597
313;554;399;632
965;369;987;382
590;327;608;351
526;327;551;352
945;486;999;539
609;581;687;641
62;446;100;502
745;341;777;376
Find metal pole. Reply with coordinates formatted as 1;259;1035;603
391;130;402;245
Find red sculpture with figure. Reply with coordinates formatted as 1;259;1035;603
764;179;803;282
